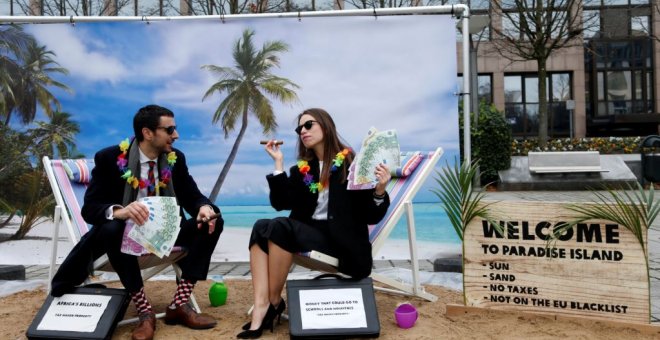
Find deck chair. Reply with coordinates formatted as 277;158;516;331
42;156;199;325
293;147;443;302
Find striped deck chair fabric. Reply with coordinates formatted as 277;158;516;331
293;147;443;302
42;156;195;317
48;158;93;243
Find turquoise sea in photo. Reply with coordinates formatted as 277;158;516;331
217;202;460;245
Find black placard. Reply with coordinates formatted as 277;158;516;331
26;287;129;340
287;277;380;339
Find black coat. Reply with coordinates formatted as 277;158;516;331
81;145;217;225
267;159;390;279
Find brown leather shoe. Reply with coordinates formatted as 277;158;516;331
132;312;156;340
163;303;217;329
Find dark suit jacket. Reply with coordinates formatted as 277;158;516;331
267;159;390;279
81;145;218;226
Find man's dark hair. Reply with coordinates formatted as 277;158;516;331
133;105;174;142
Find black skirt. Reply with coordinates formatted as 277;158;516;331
249;216;338;257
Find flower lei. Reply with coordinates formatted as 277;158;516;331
297;148;350;193
117;137;177;192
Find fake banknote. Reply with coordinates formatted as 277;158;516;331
122;196;181;258
347;127;400;190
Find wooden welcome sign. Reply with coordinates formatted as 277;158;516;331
463;201;649;323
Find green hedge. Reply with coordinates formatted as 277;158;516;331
459;101;512;184
512;136;643;156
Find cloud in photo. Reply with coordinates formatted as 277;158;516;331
27;25;128;84
27;14;459;204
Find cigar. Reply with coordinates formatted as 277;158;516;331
260;140;284;145
197;212;221;223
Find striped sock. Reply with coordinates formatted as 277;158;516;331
130;287;153;315
170;278;195;308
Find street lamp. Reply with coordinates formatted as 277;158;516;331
457;14;490;184
467;15;490;124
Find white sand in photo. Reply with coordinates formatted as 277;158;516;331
0;217;460;265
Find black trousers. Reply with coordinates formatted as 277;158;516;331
249;216;337;258
51;216;223;296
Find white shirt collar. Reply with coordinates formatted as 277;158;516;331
138;147;158;164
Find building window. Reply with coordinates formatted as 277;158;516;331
499;1;570;41
585;39;653;118
630;16;649;36
469;0;489;10
457;74;493;106
0;0;11;15
504;73;573;138
583;10;600;40
584;0;652;39
290;0;335;11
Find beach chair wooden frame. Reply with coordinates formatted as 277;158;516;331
293;147;443;302
42;156;200;325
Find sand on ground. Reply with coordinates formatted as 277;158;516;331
5;279;660;340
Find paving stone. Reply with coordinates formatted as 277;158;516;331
0;265;25;280
390;260;412;270
433;256;462;273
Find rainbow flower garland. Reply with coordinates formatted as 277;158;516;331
117;137;177;192
298;148;350;193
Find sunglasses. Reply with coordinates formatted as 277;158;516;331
295;120;318;135
156;125;177;135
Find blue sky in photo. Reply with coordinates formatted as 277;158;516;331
24;14;459;205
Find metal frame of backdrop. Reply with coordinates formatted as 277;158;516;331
0;5;473;163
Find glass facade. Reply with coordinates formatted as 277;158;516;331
0;0;11;15
585;39;654;116
583;0;655;135
504;73;573;138
457;74;493;106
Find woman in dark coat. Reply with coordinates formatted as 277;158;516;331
237;108;391;339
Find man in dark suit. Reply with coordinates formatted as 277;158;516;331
51;105;223;340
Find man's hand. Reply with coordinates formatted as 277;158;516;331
197;205;217;234
113;202;149;225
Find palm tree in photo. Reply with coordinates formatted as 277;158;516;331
31;111;80;159
4;42;71;125
6;169;53;240
0;25;35;121
201;28;300;201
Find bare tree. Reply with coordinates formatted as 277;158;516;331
167;0;331;16
337;0;444;9
13;0;134;15
490;0;590;146
167;0;289;16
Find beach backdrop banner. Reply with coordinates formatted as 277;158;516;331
463;201;649;323
16;14;460;246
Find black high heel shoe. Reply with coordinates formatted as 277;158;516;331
241;298;286;331
273;299;286;325
237;304;277;339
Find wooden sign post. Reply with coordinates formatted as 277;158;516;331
463;201;649;323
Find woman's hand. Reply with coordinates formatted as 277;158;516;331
265;139;284;171
374;163;391;196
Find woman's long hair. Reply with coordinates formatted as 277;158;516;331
296;108;354;185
